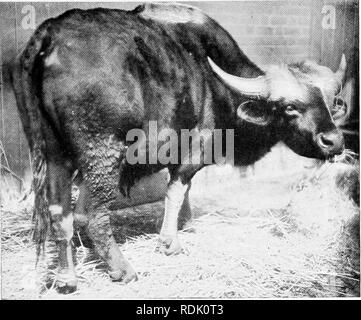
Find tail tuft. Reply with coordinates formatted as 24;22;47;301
31;147;50;255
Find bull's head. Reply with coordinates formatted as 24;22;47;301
208;55;347;159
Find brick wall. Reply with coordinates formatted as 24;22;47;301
191;1;313;65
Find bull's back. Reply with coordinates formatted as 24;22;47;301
24;3;251;141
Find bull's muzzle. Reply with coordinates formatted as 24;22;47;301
316;129;345;156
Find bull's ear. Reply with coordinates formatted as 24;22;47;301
237;100;274;126
331;97;348;121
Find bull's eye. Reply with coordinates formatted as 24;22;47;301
284;105;300;116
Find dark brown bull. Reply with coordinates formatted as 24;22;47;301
11;3;346;293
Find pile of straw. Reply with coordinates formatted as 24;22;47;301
1;158;359;299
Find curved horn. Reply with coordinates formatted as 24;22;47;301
335;54;347;88
207;57;270;98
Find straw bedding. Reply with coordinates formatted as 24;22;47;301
1;159;359;299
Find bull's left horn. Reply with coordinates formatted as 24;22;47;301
207;57;270;99
334;54;347;89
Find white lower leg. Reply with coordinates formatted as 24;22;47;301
49;204;77;287
160;179;189;239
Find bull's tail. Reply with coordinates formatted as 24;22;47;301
11;22;52;257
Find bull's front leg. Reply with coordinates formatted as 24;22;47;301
178;181;192;230
157;178;191;255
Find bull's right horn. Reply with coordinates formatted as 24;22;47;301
207;57;270;99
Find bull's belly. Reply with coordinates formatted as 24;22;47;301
109;169;168;210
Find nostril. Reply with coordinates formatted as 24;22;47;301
319;134;334;148
317;131;344;155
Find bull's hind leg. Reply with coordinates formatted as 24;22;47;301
86;205;137;282
79;136;137;283
47;161;77;293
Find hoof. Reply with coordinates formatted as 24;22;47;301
56;272;78;294
108;265;138;284
156;236;184;256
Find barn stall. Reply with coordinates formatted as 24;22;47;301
0;0;359;299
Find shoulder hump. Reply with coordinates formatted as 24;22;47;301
137;3;208;25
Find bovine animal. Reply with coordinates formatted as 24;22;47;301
11;3;347;293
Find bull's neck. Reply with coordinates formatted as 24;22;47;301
233;120;280;166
